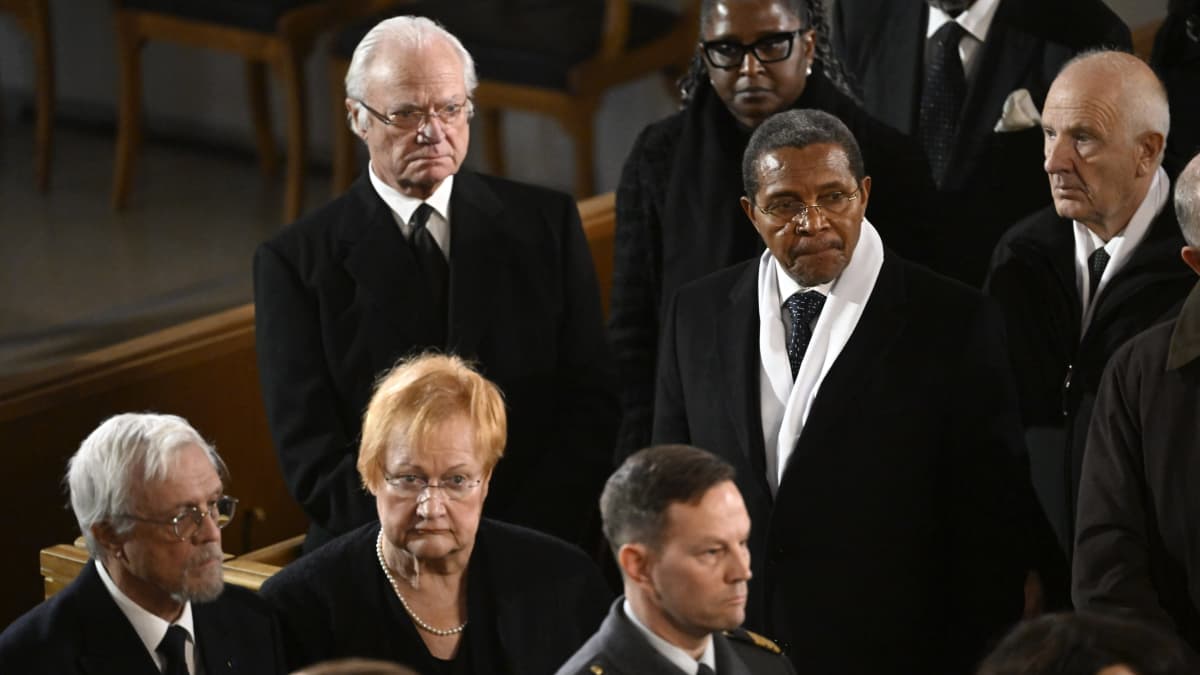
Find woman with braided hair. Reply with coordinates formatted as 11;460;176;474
609;0;924;458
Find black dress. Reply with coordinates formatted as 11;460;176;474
608;71;926;457
259;519;612;674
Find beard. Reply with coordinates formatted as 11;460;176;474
172;543;225;604
926;0;977;15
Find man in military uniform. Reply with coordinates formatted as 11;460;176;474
555;445;794;675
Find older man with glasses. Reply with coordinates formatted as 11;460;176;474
253;15;617;556
0;413;285;675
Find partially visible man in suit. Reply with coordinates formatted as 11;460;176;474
254;16;617;552
1072;152;1200;655
653;109;1027;673
832;0;1130;286
986;52;1195;604
0;413;284;674
556;444;795;675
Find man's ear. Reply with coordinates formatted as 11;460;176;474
1135;131;1166;177
740;195;756;225
617;543;652;585
1181;245;1200;276
345;98;365;139
92;521;124;560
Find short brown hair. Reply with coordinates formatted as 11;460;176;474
357;353;506;492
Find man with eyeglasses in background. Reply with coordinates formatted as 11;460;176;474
0;413;285;674
253;16;617;555
652;108;1029;673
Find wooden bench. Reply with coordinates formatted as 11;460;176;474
7;192;617;625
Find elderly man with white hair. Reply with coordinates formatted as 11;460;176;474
985;50;1198;609
0;413;285;675
1072;152;1200;656
252;16;617;554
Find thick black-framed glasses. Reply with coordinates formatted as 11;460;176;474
355;98;473;130
123;496;238;540
701;29;806;69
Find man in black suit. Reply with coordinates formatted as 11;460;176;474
653;109;1027;674
1072;152;1200;655
832;0;1130;286
557;445;795;675
986;52;1195;599
254;16;617;552
0;413;284;675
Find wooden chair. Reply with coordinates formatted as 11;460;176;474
109;0;370;222
329;0;701;199
0;0;54;191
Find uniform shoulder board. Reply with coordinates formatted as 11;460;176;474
724;627;783;654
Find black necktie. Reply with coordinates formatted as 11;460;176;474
783;290;826;380
919;21;967;187
1088;246;1110;300
156;625;189;675
410;203;449;342
696;664;716;675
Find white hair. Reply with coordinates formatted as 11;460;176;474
344;15;478;136
1177;154;1200;248
66;413;225;558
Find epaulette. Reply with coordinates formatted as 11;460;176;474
724;627;783;654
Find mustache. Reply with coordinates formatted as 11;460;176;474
186;544;224;569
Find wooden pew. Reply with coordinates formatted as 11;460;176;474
5;192;617;626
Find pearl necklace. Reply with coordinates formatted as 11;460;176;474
375;531;467;636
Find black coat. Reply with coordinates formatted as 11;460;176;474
0;560;285;675
985;203;1194;559
833;0;1131;286
259;519;612;674
652;253;1027;674
1073;282;1200;654
555;598;796;675
253;171;618;550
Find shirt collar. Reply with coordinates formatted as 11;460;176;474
926;0;1001;43
96;558;196;659
1073;166;1168;274
774;260;833;307
623;598;716;674
367;163;454;227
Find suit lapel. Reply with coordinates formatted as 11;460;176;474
713;633;753;675
194;604;234;674
783;258;906;477
446;171;506;357
75;562;163;675
717;262;772;499
874;2;925;134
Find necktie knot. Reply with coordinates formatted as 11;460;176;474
696;663;716;675
156;625;189;675
932;20;966;47
410;202;434;231
783;290;826;380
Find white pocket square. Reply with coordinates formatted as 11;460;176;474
994;88;1041;132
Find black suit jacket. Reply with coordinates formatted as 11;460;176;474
653;254;1027;674
254;171;618;550
260;519;611;674
555;598;796;675
832;0;1131;286
0;560;284;675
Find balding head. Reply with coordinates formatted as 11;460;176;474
1042;50;1169;240
1176;153;1200;275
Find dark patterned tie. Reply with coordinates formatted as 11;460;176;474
411;203;449;342
156;625;189;675
1088;246;1110;300
783;290;827;380
919;21;967;187
696;664;716;675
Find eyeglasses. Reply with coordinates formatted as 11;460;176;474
755;187;863;223
355;98;473;130
382;472;482;501
701;29;805;70
123;496;238;541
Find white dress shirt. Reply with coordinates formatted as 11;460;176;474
926;0;1002;81
623;599;717;674
1073;166;1169;332
757;219;885;494
368;163;453;259
97;558;201;675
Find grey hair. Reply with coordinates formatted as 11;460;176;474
1059;50;1170;160
344;15;479;136
66;413;226;558
1176;153;1200;247
742;108;865;200
600;445;736;559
